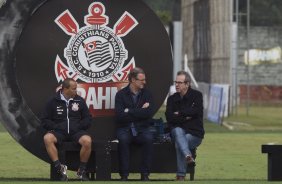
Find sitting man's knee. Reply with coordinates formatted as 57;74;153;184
43;133;56;145
171;127;184;135
117;132;131;144
79;135;92;147
144;134;153;143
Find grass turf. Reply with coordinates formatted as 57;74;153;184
0;105;282;183
0;131;281;183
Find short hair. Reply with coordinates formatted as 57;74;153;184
62;78;76;89
177;70;191;83
128;67;145;82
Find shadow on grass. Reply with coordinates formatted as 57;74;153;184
0;178;49;181
0;178;268;182
0;178;177;182
0;178;101;182
111;179;175;181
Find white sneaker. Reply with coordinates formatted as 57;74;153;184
58;164;68;181
77;169;89;181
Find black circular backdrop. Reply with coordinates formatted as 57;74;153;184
0;0;172;163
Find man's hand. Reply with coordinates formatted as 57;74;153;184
142;102;150;108
124;108;129;113
174;111;179;115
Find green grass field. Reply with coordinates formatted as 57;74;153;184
0;105;281;183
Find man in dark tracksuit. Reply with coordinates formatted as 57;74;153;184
41;78;92;181
165;71;205;181
115;67;154;181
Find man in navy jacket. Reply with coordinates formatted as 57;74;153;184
41;78;92;181
165;71;205;181
115;67;154;181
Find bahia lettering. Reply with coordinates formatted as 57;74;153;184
54;2;138;116
77;82;127;116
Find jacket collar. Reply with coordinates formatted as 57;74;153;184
174;87;193;101
55;90;80;101
124;84;144;96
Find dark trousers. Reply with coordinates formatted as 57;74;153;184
116;127;153;177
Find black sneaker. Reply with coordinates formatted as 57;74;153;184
176;175;185;181
141;174;149;181
120;176;128;181
57;164;68;181
77;169;90;181
186;155;196;166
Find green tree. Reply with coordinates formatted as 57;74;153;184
142;0;179;25
156;10;172;25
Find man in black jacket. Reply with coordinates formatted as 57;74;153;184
165;71;204;181
42;78;92;181
115;67;154;181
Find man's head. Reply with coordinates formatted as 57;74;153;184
61;78;77;99
128;67;146;91
175;71;191;95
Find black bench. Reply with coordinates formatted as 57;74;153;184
262;144;282;181
50;141;113;181
51;141;196;181
110;142;196;180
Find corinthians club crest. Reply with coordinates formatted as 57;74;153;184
54;2;137;83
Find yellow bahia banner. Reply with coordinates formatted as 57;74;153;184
244;47;282;65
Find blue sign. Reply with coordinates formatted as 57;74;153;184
207;85;223;124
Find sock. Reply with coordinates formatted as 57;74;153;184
53;160;61;172
79;162;87;172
